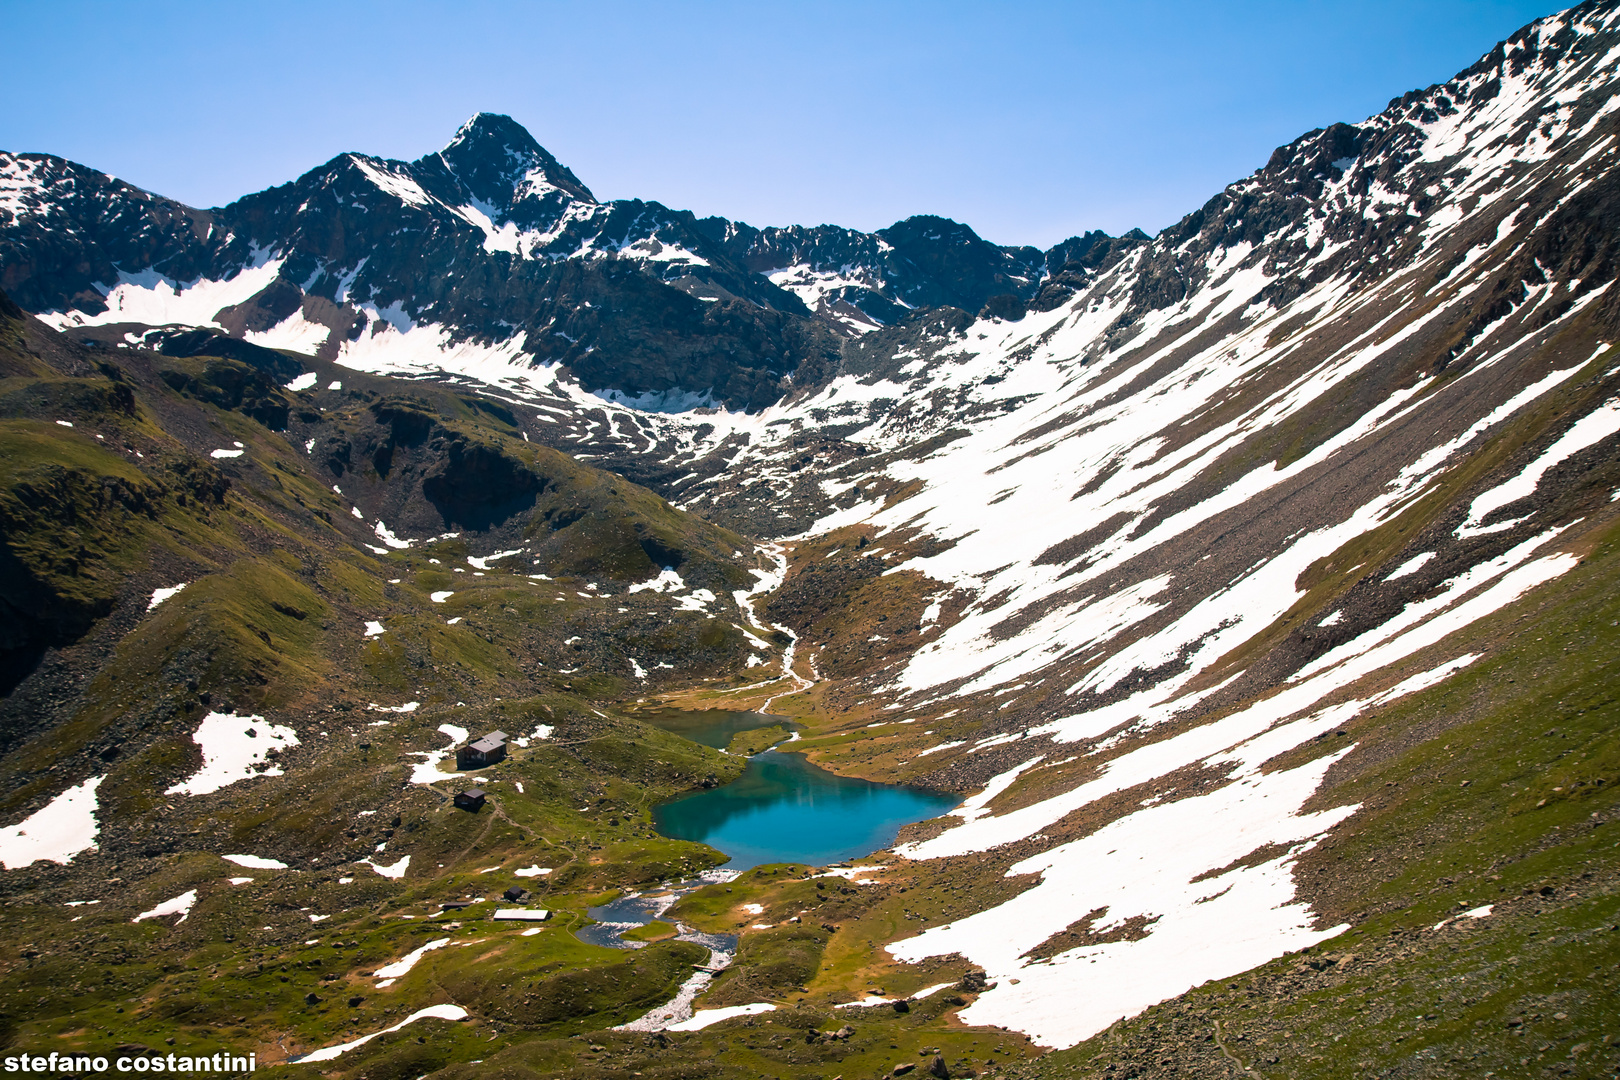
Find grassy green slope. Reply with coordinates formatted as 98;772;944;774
1009;513;1620;1078
0;299;796;1065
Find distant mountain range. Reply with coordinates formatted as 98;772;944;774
0;113;1145;411
1;0;1618;1074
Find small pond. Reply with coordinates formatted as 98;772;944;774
642;709;959;871
573;874;741;1033
578;882;738;954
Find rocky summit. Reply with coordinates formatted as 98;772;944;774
1;3;1619;1078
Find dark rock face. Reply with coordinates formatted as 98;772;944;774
158;359;290;430
978;293;1026;321
520;257;833;412
431;112;597;211
144;327;303;381
1031;228;1150;311
876;215;1045;310
422;434;548;530
0;155;215;315
698;214;1051;328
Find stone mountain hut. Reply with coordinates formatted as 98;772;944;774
457;730;508;769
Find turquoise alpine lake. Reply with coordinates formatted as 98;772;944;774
642;709;960;870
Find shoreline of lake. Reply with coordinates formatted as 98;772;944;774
638;708;960;872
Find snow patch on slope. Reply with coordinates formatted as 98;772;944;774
165;713;299;796
0;776;105;869
37;253;285;331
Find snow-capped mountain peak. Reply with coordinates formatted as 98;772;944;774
435;111;597;211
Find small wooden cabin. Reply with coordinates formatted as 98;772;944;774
454;788;486;812
456;730;509;769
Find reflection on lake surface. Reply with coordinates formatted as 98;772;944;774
633;706;790;750
652;748;961;871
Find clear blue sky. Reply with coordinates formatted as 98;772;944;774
1;0;1566;248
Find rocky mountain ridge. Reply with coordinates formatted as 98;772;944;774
1;113;1137;413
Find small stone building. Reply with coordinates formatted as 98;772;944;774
454;788;486;812
456;730;509;769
